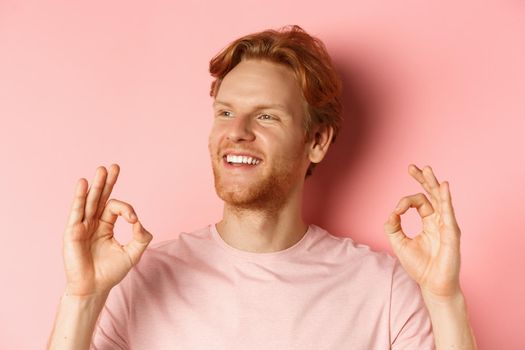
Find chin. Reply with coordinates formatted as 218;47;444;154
215;181;267;207
211;157;302;211
213;175;292;213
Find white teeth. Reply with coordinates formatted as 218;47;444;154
226;154;261;165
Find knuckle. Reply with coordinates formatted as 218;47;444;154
113;200;135;215
107;198;130;213
400;195;412;203
124;202;135;212
92;183;104;190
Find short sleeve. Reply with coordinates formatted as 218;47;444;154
90;273;132;350
390;258;435;349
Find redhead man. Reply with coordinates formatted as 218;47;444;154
48;25;477;349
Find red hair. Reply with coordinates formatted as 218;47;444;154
209;25;342;177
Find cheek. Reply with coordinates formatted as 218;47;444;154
287;139;310;166
208;127;222;151
272;139;307;165
208;136;219;160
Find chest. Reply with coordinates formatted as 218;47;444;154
128;263;391;350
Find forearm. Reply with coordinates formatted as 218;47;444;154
47;291;109;350
422;290;477;350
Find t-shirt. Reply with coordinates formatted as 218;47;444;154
91;224;435;349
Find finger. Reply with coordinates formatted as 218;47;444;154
408;164;440;209
384;211;409;254
94;164;120;219
421;165;442;211
66;178;88;227
408;164;433;197
84;167;108;221
123;220;154;266
394;193;434;218
99;199;138;226
440;181;461;235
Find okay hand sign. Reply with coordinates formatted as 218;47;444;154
63;164;153;297
384;164;462;299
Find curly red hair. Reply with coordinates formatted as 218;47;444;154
209;25;342;177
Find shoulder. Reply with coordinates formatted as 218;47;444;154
308;224;397;278
144;225;212;256
129;225;214;275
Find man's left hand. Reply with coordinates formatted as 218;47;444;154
384;164;462;299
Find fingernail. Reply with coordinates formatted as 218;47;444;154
129;213;137;220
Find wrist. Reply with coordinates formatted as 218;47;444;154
420;289;477;350
64;284;111;299
421;288;465;309
48;290;110;350
61;289;110;310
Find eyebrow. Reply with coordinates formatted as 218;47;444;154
212;100;290;113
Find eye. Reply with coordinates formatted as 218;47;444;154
258;114;274;120
218;110;233;118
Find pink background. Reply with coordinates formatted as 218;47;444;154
1;1;524;348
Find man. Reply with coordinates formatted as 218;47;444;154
48;25;477;349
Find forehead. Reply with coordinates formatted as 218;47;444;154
215;59;304;110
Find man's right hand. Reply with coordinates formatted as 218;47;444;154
63;164;153;297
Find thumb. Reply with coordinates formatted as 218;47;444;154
384;211;409;255
124;220;153;266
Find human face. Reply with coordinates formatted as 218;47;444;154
208;59;311;211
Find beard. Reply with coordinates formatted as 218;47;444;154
211;155;300;213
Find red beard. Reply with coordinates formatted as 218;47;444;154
210;152;298;213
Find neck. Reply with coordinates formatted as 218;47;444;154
216;185;308;253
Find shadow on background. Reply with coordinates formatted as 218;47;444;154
303;56;386;235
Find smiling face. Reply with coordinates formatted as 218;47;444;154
208;59;313;211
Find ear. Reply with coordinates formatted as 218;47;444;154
308;124;334;164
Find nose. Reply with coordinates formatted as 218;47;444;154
226;115;255;142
